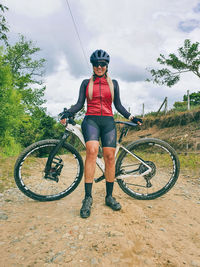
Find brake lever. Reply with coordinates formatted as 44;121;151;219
58;108;76;126
68;117;76;126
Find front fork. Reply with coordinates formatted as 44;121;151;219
44;130;70;181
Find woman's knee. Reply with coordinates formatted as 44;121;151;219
103;150;115;163
86;142;99;159
86;148;98;157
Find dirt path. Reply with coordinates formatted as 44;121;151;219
1;172;200;267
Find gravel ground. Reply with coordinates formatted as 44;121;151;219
0;172;200;267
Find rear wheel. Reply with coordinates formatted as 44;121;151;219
116;138;180;200
14;139;84;201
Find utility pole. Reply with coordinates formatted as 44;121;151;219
187;90;190;110
164;97;168;114
142;103;144;117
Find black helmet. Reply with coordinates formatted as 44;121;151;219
90;49;110;64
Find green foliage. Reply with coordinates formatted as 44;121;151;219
139;109;200;130
3;35;46;113
144;110;165;117
0;37;49;155
0;6;57;156
0;51;24;153
173;101;187;112
0;155;17;192
4;35;45;85
179;154;200;170
183;91;200;106
147;39;200;86
172;91;200;112
0;4;9;45
18;108;64;147
0;132;21;156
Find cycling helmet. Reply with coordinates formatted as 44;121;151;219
90;49;110;64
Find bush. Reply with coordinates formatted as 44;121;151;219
0;132;21;157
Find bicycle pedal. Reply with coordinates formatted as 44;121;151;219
94;175;105;183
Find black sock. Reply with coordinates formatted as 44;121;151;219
85;182;93;198
106;181;114;197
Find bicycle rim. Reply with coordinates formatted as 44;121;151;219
14;140;83;201
116;138;180;200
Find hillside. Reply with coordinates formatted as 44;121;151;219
125;108;200;153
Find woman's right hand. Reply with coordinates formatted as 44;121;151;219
60;118;67;126
59;108;71;125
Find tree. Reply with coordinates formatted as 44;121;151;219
18;108;63;147
173;91;200;112
147;39;200;87
0;51;24;154
0;4;9;45
183;91;200;106
0;4;60;155
3;35;46;112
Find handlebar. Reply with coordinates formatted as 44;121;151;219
59;109;139;128
115;121;138;127
59;108;76;126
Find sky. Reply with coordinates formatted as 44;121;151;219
2;0;200;117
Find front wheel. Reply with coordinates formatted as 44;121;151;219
14;139;84;201
116;138;180;200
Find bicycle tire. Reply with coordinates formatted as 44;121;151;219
14;139;84;201
116;138;180;200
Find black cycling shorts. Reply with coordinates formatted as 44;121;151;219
81;115;117;148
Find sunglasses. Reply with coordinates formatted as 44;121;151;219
93;61;108;68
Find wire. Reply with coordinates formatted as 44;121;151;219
65;0;90;72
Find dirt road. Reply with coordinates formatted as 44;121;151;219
1;172;200;267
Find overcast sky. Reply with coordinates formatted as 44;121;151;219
2;0;200;117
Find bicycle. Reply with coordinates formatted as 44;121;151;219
14;112;180;202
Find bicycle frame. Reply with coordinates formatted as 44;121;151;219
66;122;152;179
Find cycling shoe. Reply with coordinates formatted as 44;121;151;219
80;196;93;218
105;195;121;211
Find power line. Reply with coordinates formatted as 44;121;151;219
65;0;90;72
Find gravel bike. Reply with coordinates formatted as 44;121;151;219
14;114;180;201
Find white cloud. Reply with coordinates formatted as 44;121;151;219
44;55;84;116
3;0;62;18
2;0;200;117
79;0;199;67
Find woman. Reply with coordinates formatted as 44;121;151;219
60;49;142;218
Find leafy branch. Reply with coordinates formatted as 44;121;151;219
0;4;9;45
147;39;200;87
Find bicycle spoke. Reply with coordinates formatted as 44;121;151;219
116;138;179;200
14;140;83;201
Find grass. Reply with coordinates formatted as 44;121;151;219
179;153;200;170
144;105;200;118
0;156;17;193
0;151;199;193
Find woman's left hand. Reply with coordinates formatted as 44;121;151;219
131;117;143;125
